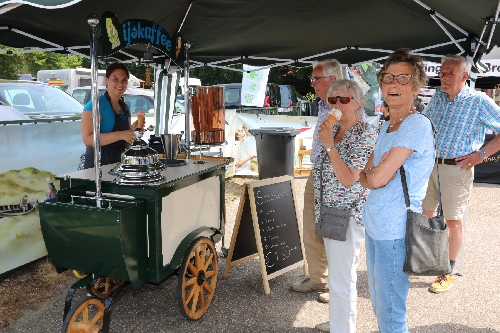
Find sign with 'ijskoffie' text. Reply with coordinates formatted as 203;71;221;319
99;11;184;62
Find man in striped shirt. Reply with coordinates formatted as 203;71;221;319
291;59;341;304
422;54;500;293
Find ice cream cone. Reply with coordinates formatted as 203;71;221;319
136;110;145;129
326;116;336;127
325;108;342;126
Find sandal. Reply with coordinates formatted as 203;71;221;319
315;321;330;332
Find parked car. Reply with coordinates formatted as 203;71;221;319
66;86;155;114
279;84;300;107
0;80;83;120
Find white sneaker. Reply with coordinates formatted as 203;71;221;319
315;321;330;332
291;277;328;293
317;292;329;303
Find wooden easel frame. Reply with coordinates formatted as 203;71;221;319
223;175;307;294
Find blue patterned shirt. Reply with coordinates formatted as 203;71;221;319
313;121;377;225
423;86;500;158
311;100;331;163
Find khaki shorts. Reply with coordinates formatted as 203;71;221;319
422;163;474;221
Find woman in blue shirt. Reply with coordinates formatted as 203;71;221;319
81;62;139;169
359;49;435;333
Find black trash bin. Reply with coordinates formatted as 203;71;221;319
309;100;319;116
251;127;299;179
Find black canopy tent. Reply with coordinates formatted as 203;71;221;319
1;0;500;71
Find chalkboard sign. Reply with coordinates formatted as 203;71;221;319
223;176;307;294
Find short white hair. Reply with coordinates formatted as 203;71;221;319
312;59;343;80
327;79;366;117
442;55;471;73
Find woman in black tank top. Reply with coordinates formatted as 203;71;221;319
81;62;141;169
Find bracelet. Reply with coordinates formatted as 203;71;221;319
326;146;334;153
365;167;373;173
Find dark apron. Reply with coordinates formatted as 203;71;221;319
84;107;129;169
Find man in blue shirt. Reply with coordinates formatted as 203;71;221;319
423;55;500;293
290;59;341;304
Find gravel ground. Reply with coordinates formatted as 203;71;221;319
2;177;500;333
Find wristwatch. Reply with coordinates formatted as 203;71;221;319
478;149;487;159
326;146;334;153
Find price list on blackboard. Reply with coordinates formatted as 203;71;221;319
223;176;307;294
253;181;302;275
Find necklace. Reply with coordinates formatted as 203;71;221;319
389;110;413;128
111;102;121;113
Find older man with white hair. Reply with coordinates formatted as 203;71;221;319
291;59;342;304
423;54;500;293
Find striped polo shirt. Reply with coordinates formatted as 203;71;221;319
423;86;500;158
311;100;331;164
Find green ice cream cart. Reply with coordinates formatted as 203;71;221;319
40;156;226;331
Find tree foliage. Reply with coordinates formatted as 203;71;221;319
189;65;243;85
1;48;315;95
189;65;313;97
0;47;83;79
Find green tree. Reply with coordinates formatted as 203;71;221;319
0;50;24;79
190;65;243;85
0;47;83;78
189;65;313;97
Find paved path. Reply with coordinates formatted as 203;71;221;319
3;179;500;333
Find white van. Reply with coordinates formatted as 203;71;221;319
37;68;141;90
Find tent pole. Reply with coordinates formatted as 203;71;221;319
184;42;191;159
88;14;102;208
176;0;195;34
486;1;500;49
429;13;465;54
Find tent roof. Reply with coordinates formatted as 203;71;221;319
1;0;500;69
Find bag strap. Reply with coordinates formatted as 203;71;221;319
399;114;442;215
319;149;358;210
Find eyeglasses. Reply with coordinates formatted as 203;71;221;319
381;73;413;85
310;76;332;83
437;71;456;78
327;96;354;104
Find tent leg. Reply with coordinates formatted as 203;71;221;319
88;14;103;207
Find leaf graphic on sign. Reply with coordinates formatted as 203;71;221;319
249;72;257;79
250;83;257;91
245;94;254;103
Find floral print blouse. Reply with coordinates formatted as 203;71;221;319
313;121;377;226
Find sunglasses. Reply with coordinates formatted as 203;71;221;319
327;96;354;104
382;102;388;108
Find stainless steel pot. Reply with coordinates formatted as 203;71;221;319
161;134;181;159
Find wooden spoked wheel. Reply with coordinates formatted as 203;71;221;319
86;277;125;299
61;296;105;333
177;236;218;320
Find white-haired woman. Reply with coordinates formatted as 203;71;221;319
314;79;377;332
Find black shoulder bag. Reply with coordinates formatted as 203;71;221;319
315;152;353;241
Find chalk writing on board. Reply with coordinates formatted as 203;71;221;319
253;183;302;271
224;176;306;295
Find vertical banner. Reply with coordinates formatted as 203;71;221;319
154;69;180;135
241;65;270;107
